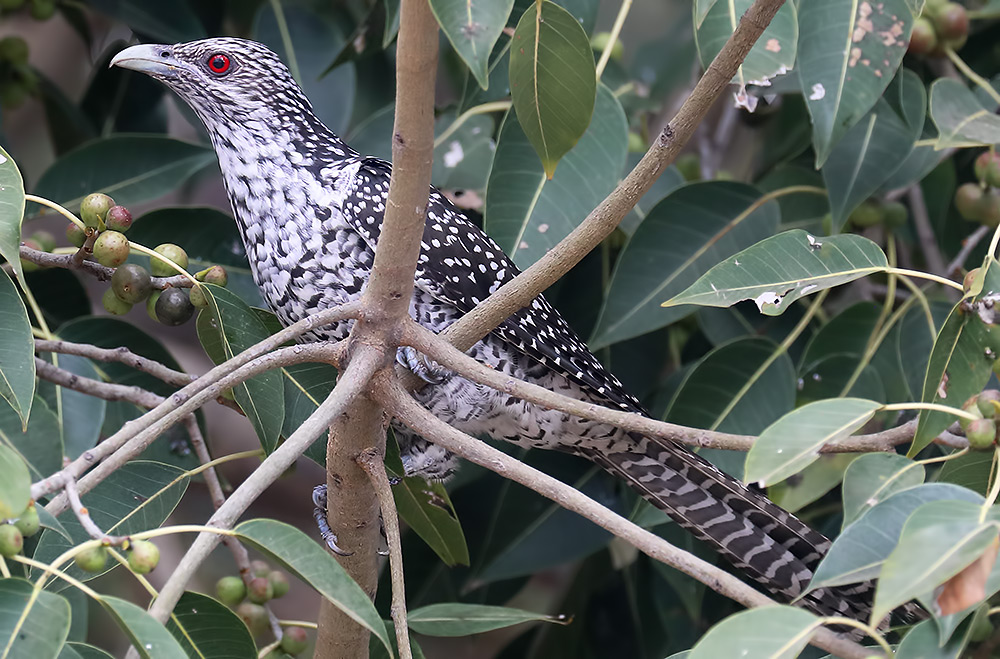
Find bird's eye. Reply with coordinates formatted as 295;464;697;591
207;53;231;75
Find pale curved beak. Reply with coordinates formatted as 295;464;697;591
110;44;179;77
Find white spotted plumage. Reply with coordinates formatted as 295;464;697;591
119;37;885;622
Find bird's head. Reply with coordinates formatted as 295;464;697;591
111;38;313;128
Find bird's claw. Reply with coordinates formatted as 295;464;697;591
312;485;354;556
396;346;449;384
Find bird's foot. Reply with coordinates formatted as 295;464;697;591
312;484;390;556
396;346;449;384
312;485;353;556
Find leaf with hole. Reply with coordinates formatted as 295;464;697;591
664;231;888;315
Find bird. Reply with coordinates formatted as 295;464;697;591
111;37;875;621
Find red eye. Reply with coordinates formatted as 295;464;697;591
207;53;231;74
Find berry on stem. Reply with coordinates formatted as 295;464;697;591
93;231;130;267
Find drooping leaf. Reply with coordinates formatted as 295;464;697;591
797;0;912;166
0;267;34;425
841;453;924;528
744;398;882;487
233;519;392;654
930;78;1000;149
664;231;888;315
407;602;566;636
0;145;26;288
197;285;284;453
430;0;515;89
689;605;819;659
591;182;780;348
485;84;626;269
166;591;256;658
508;0;596;177
873;500;1000;623
0;578;71;659
695;0;797;96
808;483;983;591
101;596;187;659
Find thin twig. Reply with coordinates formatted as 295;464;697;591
141;348;383;628
34;356;165;408
946;225;990;277
19;244;192;288
373;377;876;659
65;478;119;542
357;447;411;659
908;184;949;277
35;339;195;387
439;0;789;353
403;321;959;453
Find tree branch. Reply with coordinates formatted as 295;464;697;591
439;0;788;352
19;244;192;289
357;447;411;659
141;347;382;628
372;377;877;659
35;339;195;388
34;356;165;408
403;321;956;453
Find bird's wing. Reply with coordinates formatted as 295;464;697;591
339;157;644;413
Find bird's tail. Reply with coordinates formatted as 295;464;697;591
579;433;875;621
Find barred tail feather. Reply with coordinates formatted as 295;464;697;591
580;433;875;621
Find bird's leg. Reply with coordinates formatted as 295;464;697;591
311;484;353;556
312;484;391;557
396;346;449;384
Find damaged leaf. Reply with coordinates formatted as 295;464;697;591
663;231;888;315
937;537;999;616
694;0;797;109
797;0;913;166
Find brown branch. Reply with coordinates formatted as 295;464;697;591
35;339;196;388
404;321;961;453
143;347;383;626
357;447;411;659
372;377;876;659
907;184;949;278
439;0;789;353
34;356;165;408
19;244;192;289
65;478;122;543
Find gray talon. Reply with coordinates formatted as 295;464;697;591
312;484;354;556
396;346;448;384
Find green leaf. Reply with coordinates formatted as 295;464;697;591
744;398;881;487
591;182;780;348
873;500;1000;623
431;113;497;192
0;578;71;658
930;78;1000;149
430;0;514;89
0;268;34;425
60;643;115;659
694;0;720;28
101;596;187;659
797;0;913;166
407;603;565;637
32;461;189;587
768;454;857;513
233;519;392;654
695;0;797;93
31;136;214;214
166;591;256;658
0;145;26;288
898;300;951;401
808;483;982;591
911;265;1000;456
508;0;596;177
37;354;105;460
841;453;924;528
254;3;356;135
127;207;263;307
197;285;284;453
0;444;29;519
0;394;62;481
385;436;469;566
689;605;818;659
823;99;918;230
938;449;995;497
896;616;972;659
485;84;626;268
664;231;888;315
84;0;205;42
